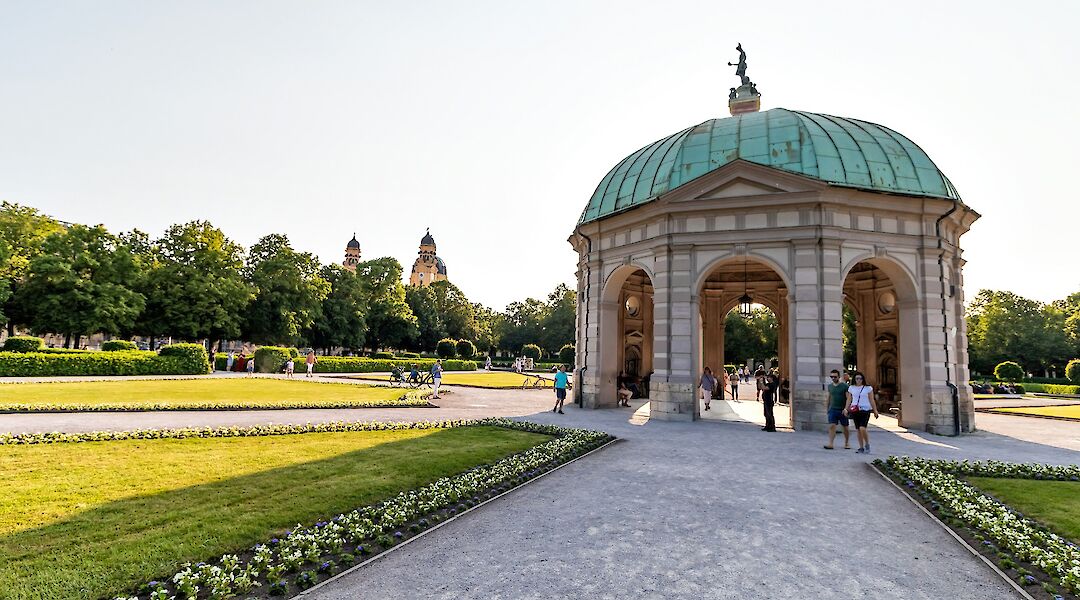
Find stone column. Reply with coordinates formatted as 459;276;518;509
790;240;843;431
575;259;605;408
649;246;696;420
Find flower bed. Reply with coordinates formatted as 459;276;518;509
877;456;1080;598
5;418;613;600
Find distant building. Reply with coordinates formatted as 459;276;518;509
409;228;447;287
342;234;361;272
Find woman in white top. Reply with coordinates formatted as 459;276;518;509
843;371;880;454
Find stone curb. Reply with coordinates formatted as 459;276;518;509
867;463;1032;600
296;436;620;598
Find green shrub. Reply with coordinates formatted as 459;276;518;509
455;340;476;360
304;357;476;374
254;346;292;374
993;361;1024;383
101;340;137;352
158;343;211;374
3;336;45;353
521;344;541;360
288;347;301;358
373;351;395;359
398;352;420;359
558;344;574;365
436;338;457;359
1066;359;1080;384
1023;382;1080;395
0;349;208;377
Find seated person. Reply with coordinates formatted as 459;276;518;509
617;382;633;407
408;364;420;382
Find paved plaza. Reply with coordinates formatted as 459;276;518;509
3;376;1078;598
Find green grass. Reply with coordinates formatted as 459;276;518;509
0;425;549;600
969;476;1080;543
0;378;418;411
351;371;572;388
992;404;1080;420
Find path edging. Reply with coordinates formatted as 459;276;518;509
867;462;1033;600
296;436;620;597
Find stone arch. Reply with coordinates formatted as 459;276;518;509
694;251;794;295
595;263;655;409
840;254;926;428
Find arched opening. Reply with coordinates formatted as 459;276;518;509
594;266;654;408
696;257;790;425
840;259;924;428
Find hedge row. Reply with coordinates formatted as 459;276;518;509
1024;382;1080;396
0;344;210;377
214;356;476;373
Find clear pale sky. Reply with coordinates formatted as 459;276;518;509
1;1;1077;309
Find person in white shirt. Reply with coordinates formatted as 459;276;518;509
843;371;880;454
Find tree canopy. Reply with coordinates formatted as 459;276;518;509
243;234;329;345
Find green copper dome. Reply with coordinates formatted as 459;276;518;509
579;108;960;224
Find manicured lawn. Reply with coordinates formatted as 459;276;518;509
351;371;572;388
993;404;1080;420
0;378;421;411
0;425;550;599
969;476;1080;543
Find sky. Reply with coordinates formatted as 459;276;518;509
1;0;1077;309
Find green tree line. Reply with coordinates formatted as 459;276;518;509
0;202;575;355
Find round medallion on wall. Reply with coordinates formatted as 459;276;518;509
625;295;641;317
878;291;896;314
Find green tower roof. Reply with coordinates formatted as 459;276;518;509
579;108;960;224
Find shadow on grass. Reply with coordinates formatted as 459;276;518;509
0;426;549;600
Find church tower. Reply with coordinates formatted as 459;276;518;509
343;234;361;272
409;228;448;287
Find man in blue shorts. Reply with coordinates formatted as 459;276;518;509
824;369;851;449
552;365;569;414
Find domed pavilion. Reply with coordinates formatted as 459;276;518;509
569;71;979;434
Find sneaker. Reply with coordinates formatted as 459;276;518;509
855;447;865;454
864;444;871;454
558;410;565;414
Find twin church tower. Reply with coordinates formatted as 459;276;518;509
341;229;448;287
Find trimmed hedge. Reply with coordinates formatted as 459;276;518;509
455;339;476;360
558;344;574;365
1024;382;1080;396
993;361;1023;382
3;336;45;353
1066;359;1080;384
0;349;208;377
101;340;138;352
157;343;211;374
372;351;395;360
254;346;292;374
436;338;457;359
310;357;475;373
521;344;541;360
398;351;420;359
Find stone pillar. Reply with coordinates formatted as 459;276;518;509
649;247;696;420
790;240;843;431
575;260;605;408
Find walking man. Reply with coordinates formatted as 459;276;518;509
431;359;443;399
762;372;779;431
552;364;569;414
823;369;851;449
226;351;235;372
305;350;317;377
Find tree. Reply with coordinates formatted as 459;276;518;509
498;298;546;353
724;306;778;366
309;264;367;353
405;285;445;352
966;290;1069;374
0;202;64;332
243;234;329;345
138;222;251;347
16;225;145;346
1066;359;1080;384
356;257;416;352
436;338;457;358
539;284;576;354
471;302;500;352
842;303;858;369
993;361;1024;383
429;281;478;340
455;339;476;359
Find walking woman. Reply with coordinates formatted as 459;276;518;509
762;372;779;431
699;367;717;411
844;372;880;453
729;367;740;401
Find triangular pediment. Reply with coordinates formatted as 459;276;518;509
697;177;784;199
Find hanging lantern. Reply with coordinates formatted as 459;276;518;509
738;259;753;317
738;293;753;318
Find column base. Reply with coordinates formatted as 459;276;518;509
650;381;696;421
